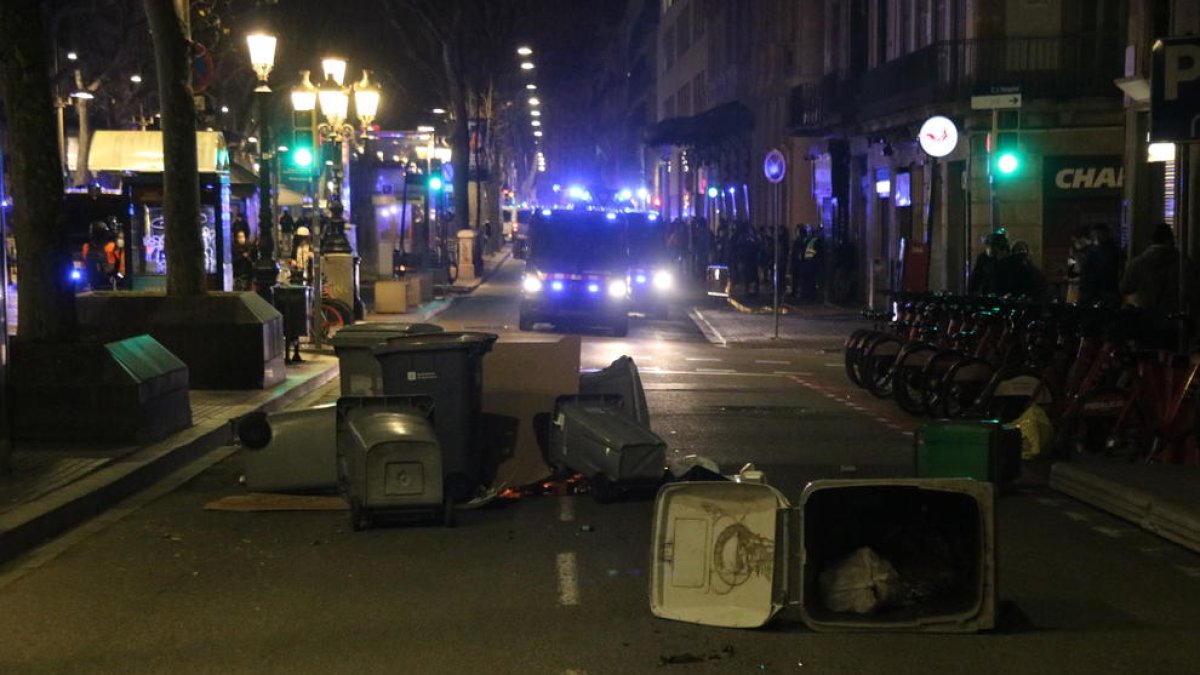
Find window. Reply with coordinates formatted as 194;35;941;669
677;5;691;58
664;26;676;70
693;71;706;112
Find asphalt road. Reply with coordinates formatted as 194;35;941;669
3;259;1200;674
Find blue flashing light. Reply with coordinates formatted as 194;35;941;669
616;189;632;201
551;280;564;291
647;213;658;221
69;269;82;282
541;208;552;216
728;186;737;195
552;184;562;192
587;282;600;294
635;274;647;284
605;212;617;221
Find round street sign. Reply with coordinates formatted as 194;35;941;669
918;116;958;157
763;149;787;184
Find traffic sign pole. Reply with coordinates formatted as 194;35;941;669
764;149;787;339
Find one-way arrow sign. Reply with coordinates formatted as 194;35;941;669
971;93;1023;110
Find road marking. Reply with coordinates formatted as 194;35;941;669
557;552;580;606
1091;526;1124;538
756;359;791;365
696;368;737;373
1063;511;1090;522
687;308;728;347
559;498;575;523
773;371;813;376
685;357;723;362
824;363;842;367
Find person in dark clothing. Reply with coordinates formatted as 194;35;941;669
790;225;809;299
1079;224;1121;307
1120;222;1198;347
968;230;1009;296
999;241;1047;301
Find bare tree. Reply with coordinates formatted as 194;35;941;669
143;0;206;296
0;3;79;343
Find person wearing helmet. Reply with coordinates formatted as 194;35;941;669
968;229;1009;296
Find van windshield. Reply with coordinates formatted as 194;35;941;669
530;213;626;268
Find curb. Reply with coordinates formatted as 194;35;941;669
0;360;340;565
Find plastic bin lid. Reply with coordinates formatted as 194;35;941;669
372;331;498;356
650;481;790;628
330;323;445;349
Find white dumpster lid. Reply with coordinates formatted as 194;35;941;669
649;481;789;628
87;130;229;173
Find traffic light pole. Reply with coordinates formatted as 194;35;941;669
988;109;998;232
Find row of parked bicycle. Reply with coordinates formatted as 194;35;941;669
843;293;1199;464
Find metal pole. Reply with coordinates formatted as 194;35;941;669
0;141;11;472
773;183;781;339
253;87;278;301
964;137;973;291
1178;143;1191;352
988;110;998;233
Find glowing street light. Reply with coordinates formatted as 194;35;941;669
520;62;535;71
529;97;540;106
516;46;533;56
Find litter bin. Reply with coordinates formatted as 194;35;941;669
273;284;312;362
337;395;454;529
916;419;1021;484
650;478;995;632
374;331;498;499
548;394;666;502
579;356;651;429
238;403;338;493
706;265;731;297
330;322;445;395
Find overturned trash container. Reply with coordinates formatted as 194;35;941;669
330;322;445;395
337;395;453;529
238;404;338;493
579;356;650;429
650;478;995;632
374;331;498;500
549;394;666;503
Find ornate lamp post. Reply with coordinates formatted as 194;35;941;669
246;32;278;300
312;59;379;255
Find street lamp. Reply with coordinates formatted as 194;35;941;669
246;32;278;300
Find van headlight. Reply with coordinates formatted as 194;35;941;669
523;274;543;293
652;270;674;290
607;279;628;298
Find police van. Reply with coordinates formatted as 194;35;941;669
518;209;630;337
622;211;674;320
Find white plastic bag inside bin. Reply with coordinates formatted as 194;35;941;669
819;547;901;614
649;478;996;633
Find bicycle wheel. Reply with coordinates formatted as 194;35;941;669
893;344;938;416
938;357;996;418
861;335;902;398
314;298;353;340
446;260;459;284
844;329;881;387
919;349;964;416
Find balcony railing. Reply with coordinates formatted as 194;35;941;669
790;33;1123;131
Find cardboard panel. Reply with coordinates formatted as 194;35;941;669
482;334;581;488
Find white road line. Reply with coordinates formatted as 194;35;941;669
1063;511;1090;522
773;371;813;376
696;368;737;373
687;308;728;347
685;357;723;362
1091;526;1124;538
824;363;842;367
559;498;575;523
557;552;580;606
756;359;791;365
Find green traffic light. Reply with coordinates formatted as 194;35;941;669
429;176;443;191
996;152;1019;175
293;147;313;168
706;186;719;198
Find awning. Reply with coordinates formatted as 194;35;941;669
644;101;754;147
276;186;306;207
87;130;229;173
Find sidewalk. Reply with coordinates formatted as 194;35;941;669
0;248;510;565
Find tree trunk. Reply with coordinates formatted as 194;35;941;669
0;2;78;342
444;44;471;239
144;0;206;296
